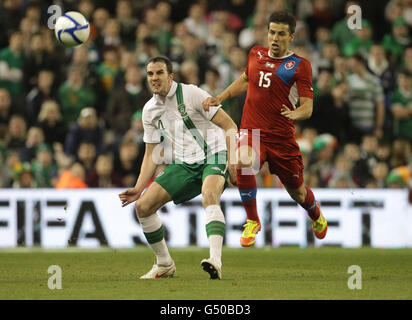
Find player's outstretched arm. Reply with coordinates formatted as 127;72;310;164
202;72;249;111
211;109;238;185
119;143;158;207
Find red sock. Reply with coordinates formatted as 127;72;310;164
237;168;260;223
300;187;320;221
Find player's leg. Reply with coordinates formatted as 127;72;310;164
266;142;327;240
135;181;175;279
284;183;327;239
236;131;265;247
200;173;226;279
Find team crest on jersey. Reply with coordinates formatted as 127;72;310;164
257;51;263;60
285;61;295;70
265;62;275;68
178;103;187;116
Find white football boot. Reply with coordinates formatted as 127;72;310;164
201;258;222;280
140;261;176;279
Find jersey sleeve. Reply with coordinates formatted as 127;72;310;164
142;107;162;144
189;85;221;121
295;59;314;99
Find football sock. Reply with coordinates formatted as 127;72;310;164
299;187;321;221
237;168;260;223
205;205;225;268
139;214;173;266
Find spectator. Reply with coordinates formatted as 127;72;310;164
179;60;199;85
383;17;411;65
122;109;144;149
116;0;138;48
346;54;385;142
22;33;58;93
200;67;223;97
308;134;337;187
305;69;350;144
64;107;103;157
0;88;12;125
12;162;36;188
372;161;390;188
143;6;172;55
37;100;67;146
102;18;122;49
105;64;151;138
7;114;26;150
86;154;122;188
0;31;24;98
114;139;142;187
386;168;408;188
391;70;412;142
58;66;96;126
113;49;136;89
376;141;392;164
56;162;88;189
331;1;358;51
343;20;373;59
26;69;56;125
70;45;105;101
239;10;267;50
352;134;379;187
368;44;395;97
170;32;208;83
31;143;58;188
389;138;411;168
19;126;44;163
76;141;97;175
96;46;120;98
331;55;348;86
316;41;340;72
183;2;209;43
305;0;334;43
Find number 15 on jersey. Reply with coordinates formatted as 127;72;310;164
258;71;272;88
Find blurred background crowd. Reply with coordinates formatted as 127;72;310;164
0;0;411;191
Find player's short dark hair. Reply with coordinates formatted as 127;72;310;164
145;56;173;74
268;11;296;34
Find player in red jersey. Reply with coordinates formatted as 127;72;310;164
203;11;327;247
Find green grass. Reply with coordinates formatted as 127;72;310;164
0;247;411;300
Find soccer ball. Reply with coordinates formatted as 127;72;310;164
54;11;90;47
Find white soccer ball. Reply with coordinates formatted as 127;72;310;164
54;11;90;47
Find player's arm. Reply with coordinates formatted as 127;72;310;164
211;108;238;185
281;97;313;121
119;143;158;207
281;59;314;121
202;72;249;111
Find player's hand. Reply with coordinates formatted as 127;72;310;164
118;188;142;207
228;164;237;186
202;96;221;111
280;104;298;121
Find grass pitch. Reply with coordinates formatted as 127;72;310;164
0;247;411;300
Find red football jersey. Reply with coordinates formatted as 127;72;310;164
241;45;313;140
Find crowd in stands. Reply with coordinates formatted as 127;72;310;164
0;0;411;191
